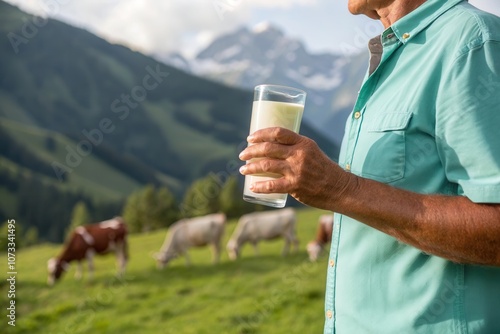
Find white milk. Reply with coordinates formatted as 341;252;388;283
243;100;304;204
249;100;304;135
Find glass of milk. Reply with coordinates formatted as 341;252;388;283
243;84;307;208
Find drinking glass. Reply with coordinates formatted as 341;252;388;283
243;84;307;208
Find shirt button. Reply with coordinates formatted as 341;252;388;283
329;259;335;267
345;164;351;171
402;33;410;39
354;111;361;119
326;310;333;319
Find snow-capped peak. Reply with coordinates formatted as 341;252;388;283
162;24;367;145
252;21;274;34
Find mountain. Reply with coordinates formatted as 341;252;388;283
0;2;338;241
162;23;369;144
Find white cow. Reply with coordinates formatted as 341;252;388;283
227;208;298;260
153;213;226;268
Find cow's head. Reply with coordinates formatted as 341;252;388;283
153;252;170;269
226;239;239;261
306;241;322;262
47;258;69;286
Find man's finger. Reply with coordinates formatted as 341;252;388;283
239;142;290;161
248;177;290;194
239;159;290;176
247;127;301;145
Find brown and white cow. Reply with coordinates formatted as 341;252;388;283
47;217;128;285
153;213;226;269
227;208;299;260
306;214;334;262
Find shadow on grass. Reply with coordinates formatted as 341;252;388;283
18;249;318;291
137;251;311;283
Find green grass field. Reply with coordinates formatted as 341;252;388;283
1;208;331;334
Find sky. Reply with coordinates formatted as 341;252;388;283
5;0;500;59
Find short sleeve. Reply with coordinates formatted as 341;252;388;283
436;40;500;203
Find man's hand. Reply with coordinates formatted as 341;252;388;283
239;127;354;211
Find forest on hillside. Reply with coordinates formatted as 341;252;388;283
0;171;269;245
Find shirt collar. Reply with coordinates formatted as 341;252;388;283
387;0;467;45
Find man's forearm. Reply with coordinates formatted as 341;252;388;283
335;173;500;266
238;128;500;266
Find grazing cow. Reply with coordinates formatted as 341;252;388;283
47;217;128;285
227;208;298;260
306;214;334;262
153;213;226;269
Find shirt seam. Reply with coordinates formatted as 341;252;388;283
454;264;467;334
449;5;500;65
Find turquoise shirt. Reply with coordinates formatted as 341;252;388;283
325;0;500;333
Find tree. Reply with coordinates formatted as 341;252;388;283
219;175;248;219
122;190;142;233
180;175;222;218
23;226;39;248
122;184;179;233
155;187;179;227
66;201;91;239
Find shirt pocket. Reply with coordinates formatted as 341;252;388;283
360;112;413;183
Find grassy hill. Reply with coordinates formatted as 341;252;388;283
1;119;148;200
0;208;331;334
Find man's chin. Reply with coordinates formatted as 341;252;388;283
348;5;380;20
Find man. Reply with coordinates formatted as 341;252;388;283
239;0;500;333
